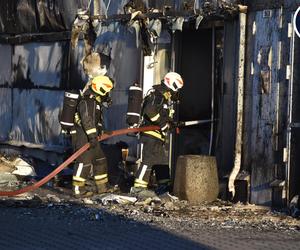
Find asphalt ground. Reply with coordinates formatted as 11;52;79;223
0;204;299;250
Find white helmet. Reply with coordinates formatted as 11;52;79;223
163;72;184;92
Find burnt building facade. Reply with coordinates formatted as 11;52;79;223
0;0;299;207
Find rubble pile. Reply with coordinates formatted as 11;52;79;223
0;155;299;233
0;184;299;234
0;156;37;191
0;156;21;189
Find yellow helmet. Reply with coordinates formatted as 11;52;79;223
90;76;113;96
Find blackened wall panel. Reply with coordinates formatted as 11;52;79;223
242;10;256;172
0;88;13;142
95;23;142;152
246;9;282;205
246;0;300;11
0;44;12;86
9;89;65;151
0;0;87;34
216;19;238;177
11;42;69;88
68;40;89;90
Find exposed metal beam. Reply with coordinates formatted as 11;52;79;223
0;31;71;44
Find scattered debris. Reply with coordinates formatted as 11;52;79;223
0;194;42;208
0;156;36;190
0;173;19;188
92;194;137;205
0;155;299;233
83;198;94;205
12;158;36;177
289;195;300;218
46;194;61;203
0;184;298;233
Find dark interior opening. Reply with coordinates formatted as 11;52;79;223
172;23;224;168
176;27;213;156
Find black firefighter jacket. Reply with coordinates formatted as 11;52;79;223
75;92;103;140
141;86;173;141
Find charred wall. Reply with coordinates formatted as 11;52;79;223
0;0;83;34
0;1;91;152
216;19;239;177
246;0;300;11
242;5;294;205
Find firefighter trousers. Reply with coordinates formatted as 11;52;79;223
71;126;108;195
134;135;170;189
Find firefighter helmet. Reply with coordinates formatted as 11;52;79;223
90;76;113;96
163;72;184;92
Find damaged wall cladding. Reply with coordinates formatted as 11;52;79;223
0;0;148;152
0;0;242;31
242;2;300;206
0;0;205;151
0;42;77;152
243;8;282;206
93;22;143;147
0;0;90;152
0;1;241;166
0;0;80;33
3;0;294;207
94;0;242;16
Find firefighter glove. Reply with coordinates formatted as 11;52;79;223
166;121;177;130
101;95;112;108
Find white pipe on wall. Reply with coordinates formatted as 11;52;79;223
228;10;247;197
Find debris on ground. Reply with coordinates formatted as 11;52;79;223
0;155;37;190
0;173;19;188
0;184;299;233
289;195;300;218
0;154;299;234
92;194;137;205
12;158;36;177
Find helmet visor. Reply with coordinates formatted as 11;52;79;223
99;87;107;95
172;82;179;91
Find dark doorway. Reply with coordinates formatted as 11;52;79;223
173;26;215;159
170;23;227;183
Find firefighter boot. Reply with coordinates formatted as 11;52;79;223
130;186;157;200
131;164;156;199
93;155;114;194
96;182;111;194
72;181;94;198
94;174;112;194
72;163;94;198
130;179;156;199
95;181;116;194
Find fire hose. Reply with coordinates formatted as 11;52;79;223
0;126;159;197
0;119;215;197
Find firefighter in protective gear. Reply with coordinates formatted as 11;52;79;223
72;75;113;198
131;72;184;195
